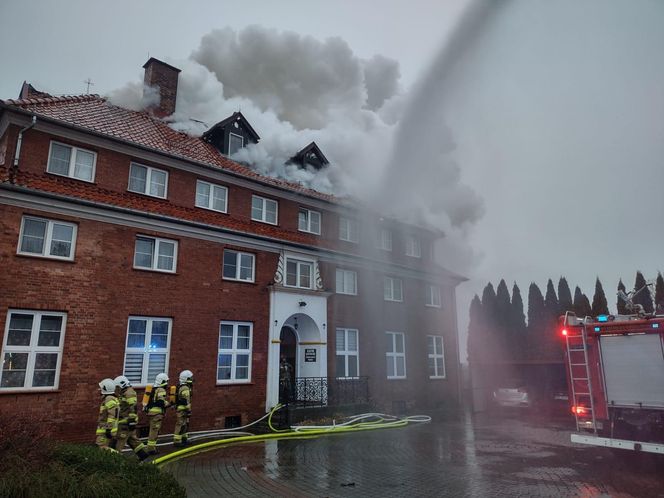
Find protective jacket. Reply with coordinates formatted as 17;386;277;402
118;386;138;427
147;385;169;415
96;394;119;436
176;383;192;412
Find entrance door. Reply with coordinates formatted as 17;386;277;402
279;326;297;403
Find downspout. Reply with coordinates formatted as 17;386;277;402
10;115;37;184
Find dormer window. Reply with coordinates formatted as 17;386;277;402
203;112;260;157
288;142;329;170
229;133;244;156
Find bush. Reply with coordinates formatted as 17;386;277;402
0;443;186;498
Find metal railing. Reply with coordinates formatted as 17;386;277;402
283;376;370;408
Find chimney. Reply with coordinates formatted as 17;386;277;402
142;57;181;118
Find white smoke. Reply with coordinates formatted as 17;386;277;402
107;22;486;272
106;80;159;111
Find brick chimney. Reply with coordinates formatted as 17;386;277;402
142;57;181;118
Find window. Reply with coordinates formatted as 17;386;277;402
128;163;168;198
339;217;359;243
47;141;96;182
377;228;392;251
336;269;357;295
405;235;421;258
426;285;442;308
217;321;252;383
386;331;406;379
251;195;278;225
428;335;446;379
133;236;178;273
1;310;67;390
286;258;313;289
18;216;77;260
298;208;321;235
229;133;244;156
123;317;171;386
223;249;255;282
196;180;228;213
384;276;403;302
336;328;359;378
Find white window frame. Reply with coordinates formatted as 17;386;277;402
405;234;421;258
298;208;321;235
384;276;403;302
217;321;253;384
386;331;406;380
426;285;442;308
222;249;256;283
133;235;178;273
251;195;278;225
228;132;244;156
336;328;359;379
17;216;77;261
285;258;314;289
335;269;358;295
1;310;67;391
339;217;359;243
128;162;169;199
377;228;392;251
195;180;228;213
122;316;172;387
428;335;446;379
46;140;97;182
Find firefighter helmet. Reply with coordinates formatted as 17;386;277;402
99;378;116;395
155;373;169;387
179;370;194;385
114;375;131;390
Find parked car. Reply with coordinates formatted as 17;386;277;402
492;385;531;409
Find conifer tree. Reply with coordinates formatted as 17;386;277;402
617;279;627;315
558;277;573;315
655;273;664;314
633;271;654;313
481;282;497;319
527;282;545;359
494;279;511;360
511;282;526;360
544;279;559;321
573;286;592;317
591;278;609;316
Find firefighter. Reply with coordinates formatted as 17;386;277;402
95;378;119;450
173;370;194;447
113;375;149;461
146;372;170;455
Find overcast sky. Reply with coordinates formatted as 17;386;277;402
2;1;664;360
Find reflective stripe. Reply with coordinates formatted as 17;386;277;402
125;396;137;405
134;443;146;453
96;429;106;435
148;407;163;415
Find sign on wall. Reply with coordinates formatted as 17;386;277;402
304;348;316;362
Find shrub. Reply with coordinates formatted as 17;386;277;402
0;443;186;498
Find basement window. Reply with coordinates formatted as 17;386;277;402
47;141;96;182
0;310;67;390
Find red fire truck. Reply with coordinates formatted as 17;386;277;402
562;310;664;454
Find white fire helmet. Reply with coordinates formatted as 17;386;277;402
114;375;131;390
155;373;169;386
179;370;194;385
99;378;116;395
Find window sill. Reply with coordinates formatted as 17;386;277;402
251;219;279;226
46;170;96;184
216;381;254;386
15;253;76;263
335;292;358;297
0;388;61;395
298;230;321;236
195;205;229;215
387;377;408;381
384;299;403;303
223;278;257;285
127;189;169;201
425;304;442;309
428;377;447;381
132;267;178;275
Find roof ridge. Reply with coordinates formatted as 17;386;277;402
2;94;103;106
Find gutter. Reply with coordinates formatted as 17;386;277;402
10;115;36;184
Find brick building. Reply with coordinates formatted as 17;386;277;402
0;58;465;441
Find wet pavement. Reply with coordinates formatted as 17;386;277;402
164;411;664;497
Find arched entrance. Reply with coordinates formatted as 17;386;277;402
279;326;297;403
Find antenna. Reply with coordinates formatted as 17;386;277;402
84;78;94;94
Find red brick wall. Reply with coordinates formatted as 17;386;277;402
0;203;275;442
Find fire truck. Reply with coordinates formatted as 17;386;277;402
561;305;664;454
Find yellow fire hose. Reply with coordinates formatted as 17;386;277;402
153;404;429;467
